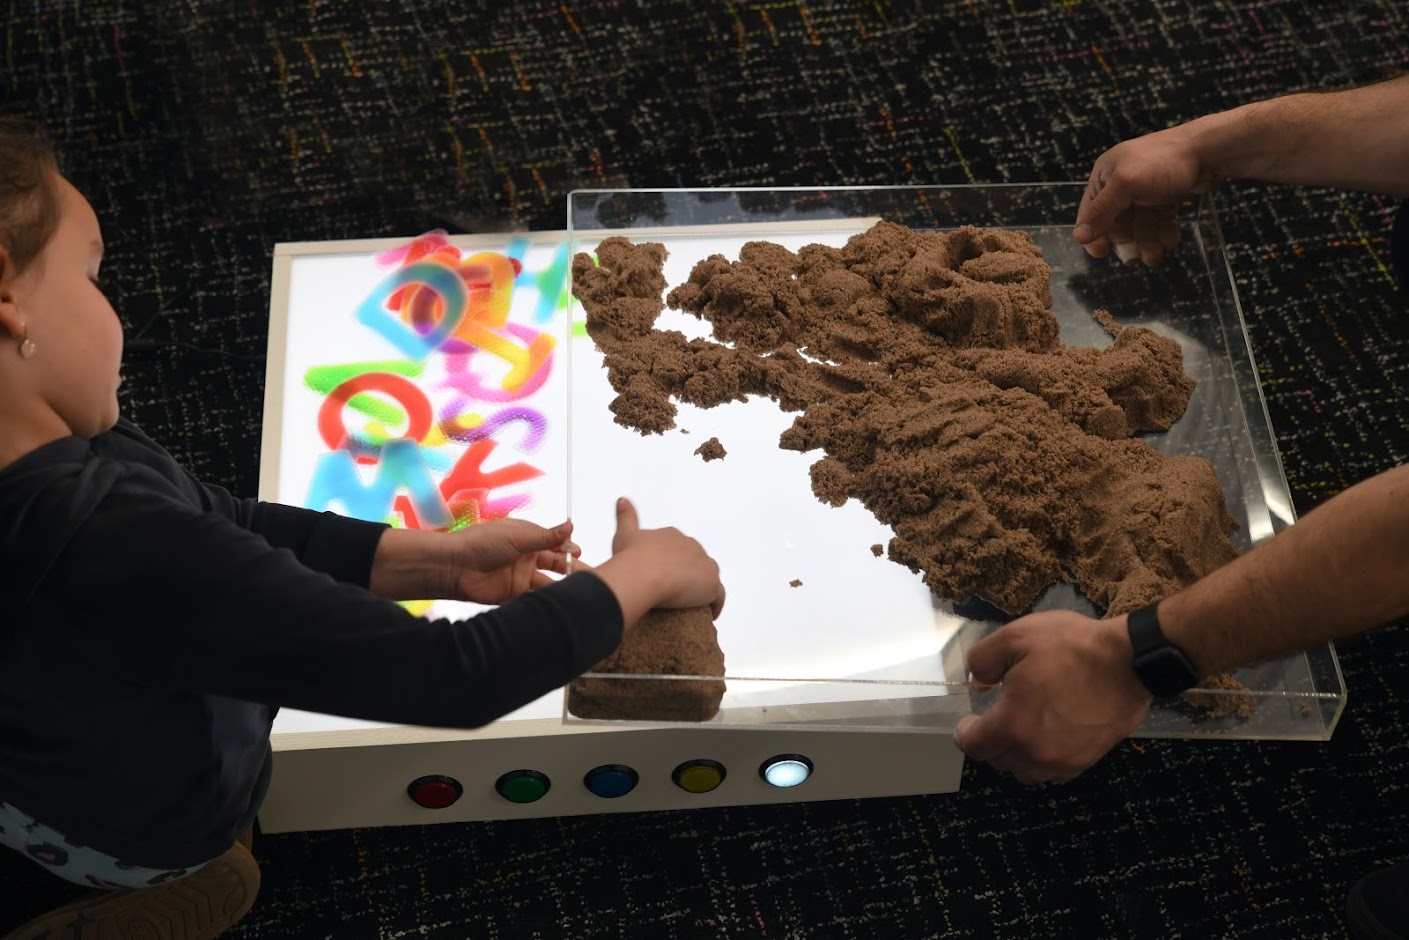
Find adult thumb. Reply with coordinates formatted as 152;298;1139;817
1074;172;1130;244
966;627;1021;687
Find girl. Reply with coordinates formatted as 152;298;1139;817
0;119;725;940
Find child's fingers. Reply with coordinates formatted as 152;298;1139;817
612;497;639;552
538;519;573;549
504;519;573;556
534;549;572;574
616;498;638;530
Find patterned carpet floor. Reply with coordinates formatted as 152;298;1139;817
2;2;1408;937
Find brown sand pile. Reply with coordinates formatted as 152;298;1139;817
572;221;1239;618
566;607;725;722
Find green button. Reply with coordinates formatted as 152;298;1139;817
672;759;726;794
495;769;551;804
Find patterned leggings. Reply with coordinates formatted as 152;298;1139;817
0;800;210;889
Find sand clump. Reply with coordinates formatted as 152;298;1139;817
694;437;726;461
566;607;725;722
572;221;1239;620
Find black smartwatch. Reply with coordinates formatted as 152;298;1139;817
1127;602;1200;699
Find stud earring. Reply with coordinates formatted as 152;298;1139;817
18;325;36;359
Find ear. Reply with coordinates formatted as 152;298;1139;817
0;245;24;340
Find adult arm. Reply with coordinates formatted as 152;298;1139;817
1075;74;1409;263
1183;75;1409;196
954;463;1409;784
1160;462;1409;673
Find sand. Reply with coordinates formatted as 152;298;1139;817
572;222;1238;616
568;221;1246;719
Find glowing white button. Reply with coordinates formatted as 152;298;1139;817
760;754;813;788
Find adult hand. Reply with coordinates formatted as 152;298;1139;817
1074;125;1221;267
445;518;580;604
953;610;1153;785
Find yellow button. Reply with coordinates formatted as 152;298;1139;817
673;759;726;793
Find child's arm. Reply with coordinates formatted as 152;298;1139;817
199;496;578;603
110;419;391;588
225;498;389;583
60;493;621;727
368;520;578;603
56;492;722;728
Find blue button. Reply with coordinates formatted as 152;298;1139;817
584;764;639;798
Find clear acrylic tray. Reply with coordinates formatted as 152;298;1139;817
561;185;1347;739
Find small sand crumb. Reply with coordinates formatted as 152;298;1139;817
1182;672;1254;720
694;437;726;461
789;579;803;588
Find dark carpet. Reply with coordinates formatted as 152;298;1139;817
2;1;1408;937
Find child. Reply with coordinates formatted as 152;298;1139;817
0;118;726;940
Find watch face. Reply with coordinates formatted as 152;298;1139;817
1134;647;1199;698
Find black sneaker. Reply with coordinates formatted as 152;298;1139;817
1348;862;1409;940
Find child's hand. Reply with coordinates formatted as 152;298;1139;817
445;518;580;604
584;498;726;626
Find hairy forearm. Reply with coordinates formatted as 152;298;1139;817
1160;464;1409;674
1179;74;1409;196
369;528;453;600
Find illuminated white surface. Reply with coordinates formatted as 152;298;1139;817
567;229;962;686
264;234;575;738
275;246;569;532
265;227;968;741
261;190;1347;744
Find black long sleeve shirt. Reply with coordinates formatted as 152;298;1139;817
0;420;623;868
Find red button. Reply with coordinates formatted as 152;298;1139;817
407;775;463;809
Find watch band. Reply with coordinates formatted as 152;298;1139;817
1126;603;1166;656
1127;602;1201;699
